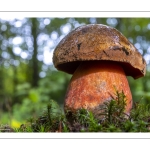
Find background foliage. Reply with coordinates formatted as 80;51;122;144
0;18;150;127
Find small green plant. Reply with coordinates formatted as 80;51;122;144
98;91;128;127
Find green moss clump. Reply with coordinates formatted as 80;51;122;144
6;91;150;132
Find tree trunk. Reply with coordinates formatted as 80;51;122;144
31;18;39;87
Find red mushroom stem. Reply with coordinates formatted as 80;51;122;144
64;61;132;117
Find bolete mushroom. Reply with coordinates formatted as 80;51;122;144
53;24;146;119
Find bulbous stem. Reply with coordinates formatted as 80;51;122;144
64;61;132;117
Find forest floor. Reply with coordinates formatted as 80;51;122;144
1;91;150;132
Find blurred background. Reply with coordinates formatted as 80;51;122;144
0;18;150;127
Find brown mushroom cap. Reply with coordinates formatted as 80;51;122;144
53;24;146;79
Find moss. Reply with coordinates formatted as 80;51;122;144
2;91;150;132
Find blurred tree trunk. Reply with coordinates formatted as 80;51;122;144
0;67;4;102
31;18;39;87
0;40;4;110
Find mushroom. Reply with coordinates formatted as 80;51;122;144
53;24;146;119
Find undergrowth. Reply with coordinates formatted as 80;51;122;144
1;91;150;132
